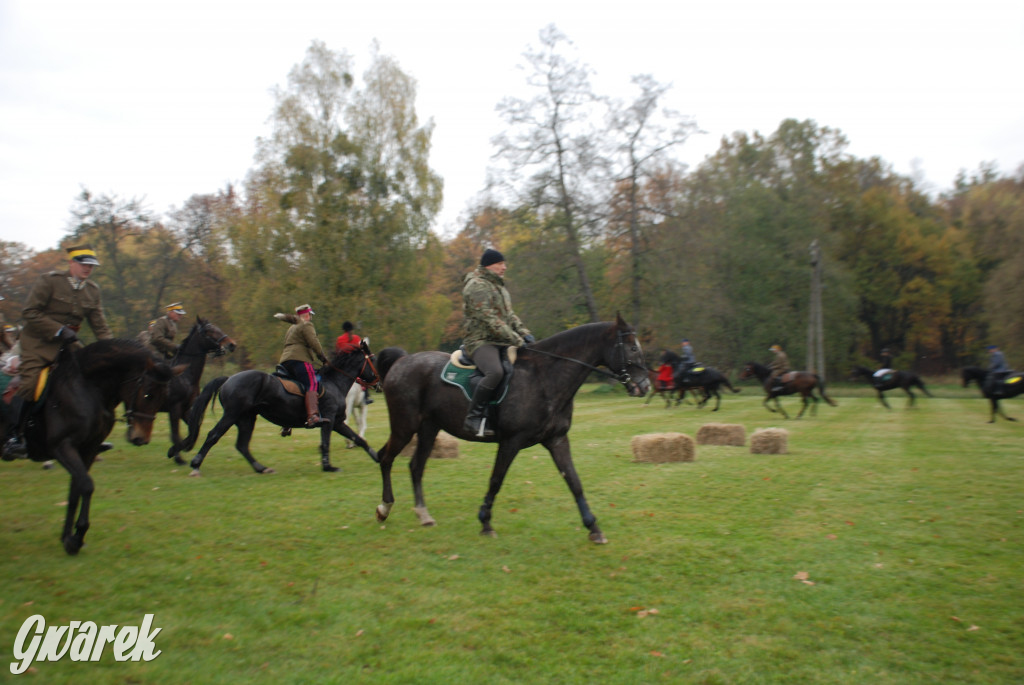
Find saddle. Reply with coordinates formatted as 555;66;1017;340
990;372;1023;395
872;369;895;386
440;347;517;402
272;365;325;398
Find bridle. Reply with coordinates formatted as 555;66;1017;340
174;322;233;361
325;348;382;391
121;371;171;425
523;329;648;389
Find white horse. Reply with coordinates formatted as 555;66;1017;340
345;380;369;448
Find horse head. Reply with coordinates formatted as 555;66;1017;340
122;357;187;446
739;362;757;380
328;339;382;391
609;313;650;397
192;317;237;357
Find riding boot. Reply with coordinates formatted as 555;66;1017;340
2;395;28;461
463;384;497;438
304;390;325;428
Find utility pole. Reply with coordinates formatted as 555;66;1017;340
807;239;825;380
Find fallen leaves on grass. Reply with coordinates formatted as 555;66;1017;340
793;571;815;585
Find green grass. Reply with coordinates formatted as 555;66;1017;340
1;382;1021;684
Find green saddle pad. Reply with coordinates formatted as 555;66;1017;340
440;360;511;403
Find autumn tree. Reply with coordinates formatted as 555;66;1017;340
491;24;605;323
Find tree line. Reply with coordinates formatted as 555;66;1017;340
1;30;1021;378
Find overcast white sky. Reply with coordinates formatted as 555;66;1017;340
1;0;1022;253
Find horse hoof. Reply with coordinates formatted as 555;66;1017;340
63;537;83;556
480;529;497;538
260;467;276;474
589;532;609;544
188;469;202;477
171;456;186;465
322;465;339;473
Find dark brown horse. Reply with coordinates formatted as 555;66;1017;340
851;365;932;409
180;340;381;475
371;315;650;544
1;339;183;554
161;317;237;465
740;361;837;419
962;366;1024;422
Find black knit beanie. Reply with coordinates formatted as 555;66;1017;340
480;248;505;267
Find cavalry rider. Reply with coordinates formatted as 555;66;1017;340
335;321;373;405
767;344;790;392
677;337;697;383
461;248;534;438
279;304;329;428
139;301;186;359
4;245;113;459
985;344;1012;394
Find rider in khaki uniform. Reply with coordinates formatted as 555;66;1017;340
3;245;112;459
278;304;328;428
140;302;186;359
768;344;790;391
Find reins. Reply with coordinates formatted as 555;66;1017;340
522;330;647;388
325;350;382;390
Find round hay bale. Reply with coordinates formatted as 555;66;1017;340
400;432;460;459
696;422;746;446
750;427;789;454
631;432;695;463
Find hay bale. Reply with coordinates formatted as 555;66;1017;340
399;432;460;459
631;432;695;463
750;428;789;454
696;422;746;447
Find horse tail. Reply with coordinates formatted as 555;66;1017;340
722;374;741;394
817;375;839;406
376;347;407;382
180;376;228;451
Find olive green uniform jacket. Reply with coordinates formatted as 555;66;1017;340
279;320;327;366
769;349;790;380
461;266;532;356
19;270;112;399
139;315;179;358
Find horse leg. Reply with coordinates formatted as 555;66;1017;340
232;414;273;474
712;389;721;411
375;433;413;522
877;390;891;410
409;425;440;526
542;434;606;544
332;421;378;464
166;410;187;465
905;388;915;408
477;440;525;539
188;413;239;475
58;449;94;555
318;420;339;472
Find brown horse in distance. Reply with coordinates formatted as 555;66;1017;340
740;361;837;419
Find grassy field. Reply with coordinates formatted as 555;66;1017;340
0;381;1021;684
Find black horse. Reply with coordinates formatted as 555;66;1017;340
962;366;1024;422
160;317;237;465
673;365;740;411
372;315;650;544
740;361;837;419
1;339;182;554
180;340;381;475
851;365;932;409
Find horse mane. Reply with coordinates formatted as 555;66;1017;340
53;338;150;383
531;321;616;356
179;317;209;346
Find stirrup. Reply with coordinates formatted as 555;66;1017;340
305;415;325;428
